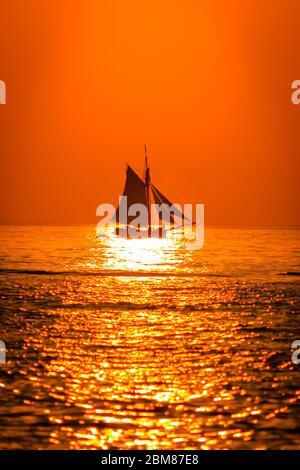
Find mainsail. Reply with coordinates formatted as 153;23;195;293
116;165;148;225
115;147;191;230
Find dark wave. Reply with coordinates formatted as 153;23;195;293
279;272;300;276
0;268;230;278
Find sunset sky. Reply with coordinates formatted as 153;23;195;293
0;0;299;226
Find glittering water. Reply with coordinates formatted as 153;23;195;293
0;226;299;449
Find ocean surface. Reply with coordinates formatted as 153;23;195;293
0;225;299;450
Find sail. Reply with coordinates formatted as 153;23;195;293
151;185;192;224
116;165;147;225
151;185;175;225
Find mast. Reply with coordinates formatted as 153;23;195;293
144;145;151;229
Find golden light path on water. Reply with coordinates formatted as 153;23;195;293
0;226;300;449
102;230;186;272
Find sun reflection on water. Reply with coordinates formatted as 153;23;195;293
100;230;186;272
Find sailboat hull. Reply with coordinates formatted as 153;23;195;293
115;226;166;239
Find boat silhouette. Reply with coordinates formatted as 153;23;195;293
115;146;191;238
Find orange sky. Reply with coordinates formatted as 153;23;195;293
0;0;299;226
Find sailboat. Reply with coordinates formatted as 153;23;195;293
115;146;191;239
